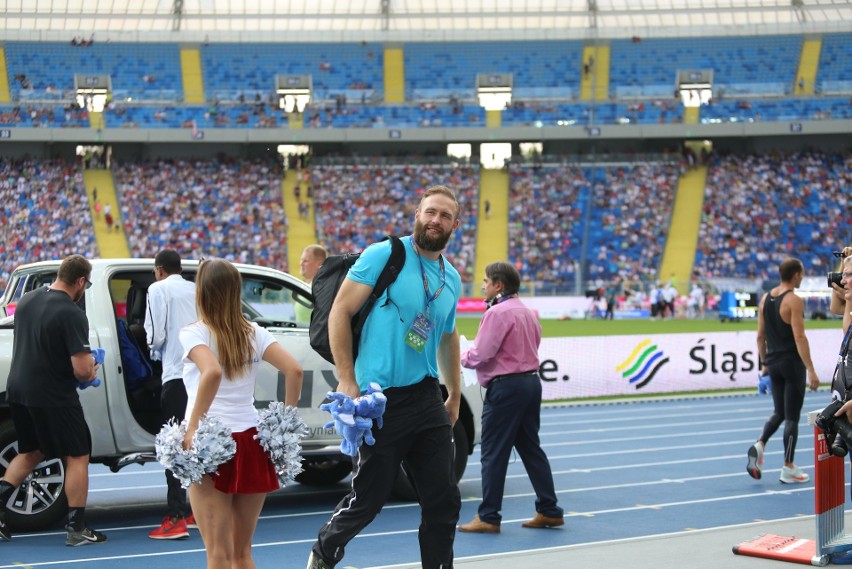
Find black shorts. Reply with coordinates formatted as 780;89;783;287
10;403;92;459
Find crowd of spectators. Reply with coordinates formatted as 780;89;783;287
3;153;852;300
695;151;852;279
585;163;680;282
508;164;588;285
0;159;99;292
113;158;288;270
311;163;479;282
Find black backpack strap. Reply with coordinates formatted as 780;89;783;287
352;235;406;338
374;236;405;307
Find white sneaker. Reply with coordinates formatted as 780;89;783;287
747;443;764;480
780;465;810;484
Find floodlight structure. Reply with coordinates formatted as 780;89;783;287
277;75;312;113
75;74;111;113
476;73;512;111
677;69;713;108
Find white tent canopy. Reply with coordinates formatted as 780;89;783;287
1;0;851;42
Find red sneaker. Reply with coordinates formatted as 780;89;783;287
148;516;189;540
185;513;197;529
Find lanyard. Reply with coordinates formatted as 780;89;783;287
409;236;445;314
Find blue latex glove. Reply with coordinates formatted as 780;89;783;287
78;348;105;390
758;372;771;395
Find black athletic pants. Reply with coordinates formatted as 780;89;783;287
312;377;461;569
161;379;190;518
760;359;806;464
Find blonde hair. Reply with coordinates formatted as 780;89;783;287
195;259;255;380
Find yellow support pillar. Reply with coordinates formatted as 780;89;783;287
383;46;405;103
89;111;105;130
0;46;11;103
180;47;205;104
288;112;303;129
282;168;316;274
84;169;131;258
658;166;707;294
580;44;611;101
794;38;822;96
473;169;509;285
485;110;502;128
683;106;700;125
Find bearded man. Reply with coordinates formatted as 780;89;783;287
307;186;463;569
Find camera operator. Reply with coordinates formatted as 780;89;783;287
827;254;852;426
829;247;852;335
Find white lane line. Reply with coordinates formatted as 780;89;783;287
0;491;816;569
361;514;830;569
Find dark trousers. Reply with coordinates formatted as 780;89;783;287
478;374;562;525
760;359;806;464
313;378;460;569
161;379;189;518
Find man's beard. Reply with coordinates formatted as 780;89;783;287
414;219;453;252
73;287;85;304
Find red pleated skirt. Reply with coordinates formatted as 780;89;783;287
212;427;280;494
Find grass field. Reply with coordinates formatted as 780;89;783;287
456;316;840;339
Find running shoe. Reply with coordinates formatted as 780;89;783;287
0;510;10;542
66;527;108;546
780;465;810;484
148;516;189;540
185;513;197;529
747;443;764;479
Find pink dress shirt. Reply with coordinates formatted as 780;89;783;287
460;296;541;388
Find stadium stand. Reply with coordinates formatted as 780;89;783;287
0;159;99;291
1;34;848;129
694;151;852;280
404;41;584;101
507;164;590;287
609;35;802;98
817;33;852;95
311;162;480;282
5;42;182;102
200;42;383;103
584;163;680;283
112;158;288;269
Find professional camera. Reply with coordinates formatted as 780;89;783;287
815;399;852;457
828;272;843;288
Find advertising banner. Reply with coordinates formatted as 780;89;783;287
537;329;841;400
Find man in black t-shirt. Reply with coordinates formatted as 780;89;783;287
0;255;107;546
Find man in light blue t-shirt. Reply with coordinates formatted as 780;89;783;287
307;186;463;569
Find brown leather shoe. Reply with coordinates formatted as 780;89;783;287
458;516;500;534
521;513;565;529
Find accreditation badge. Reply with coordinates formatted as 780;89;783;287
404;312;434;353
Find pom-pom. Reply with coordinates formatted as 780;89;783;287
155;415;236;488
255;402;307;486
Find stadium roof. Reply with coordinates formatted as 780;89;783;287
2;0;851;42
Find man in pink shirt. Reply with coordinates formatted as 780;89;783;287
458;262;563;534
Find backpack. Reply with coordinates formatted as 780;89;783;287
310;236;406;365
117;318;154;391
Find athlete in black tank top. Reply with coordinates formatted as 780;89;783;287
746;258;820;484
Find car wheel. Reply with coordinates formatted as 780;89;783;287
295;456;353;486
391;420;469;501
0;420;68;532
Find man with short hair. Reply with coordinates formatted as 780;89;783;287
144;250;198;539
747;257;820;483
458;261;563;534
306;185;463;569
0;255;106;545
295;244;328;324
